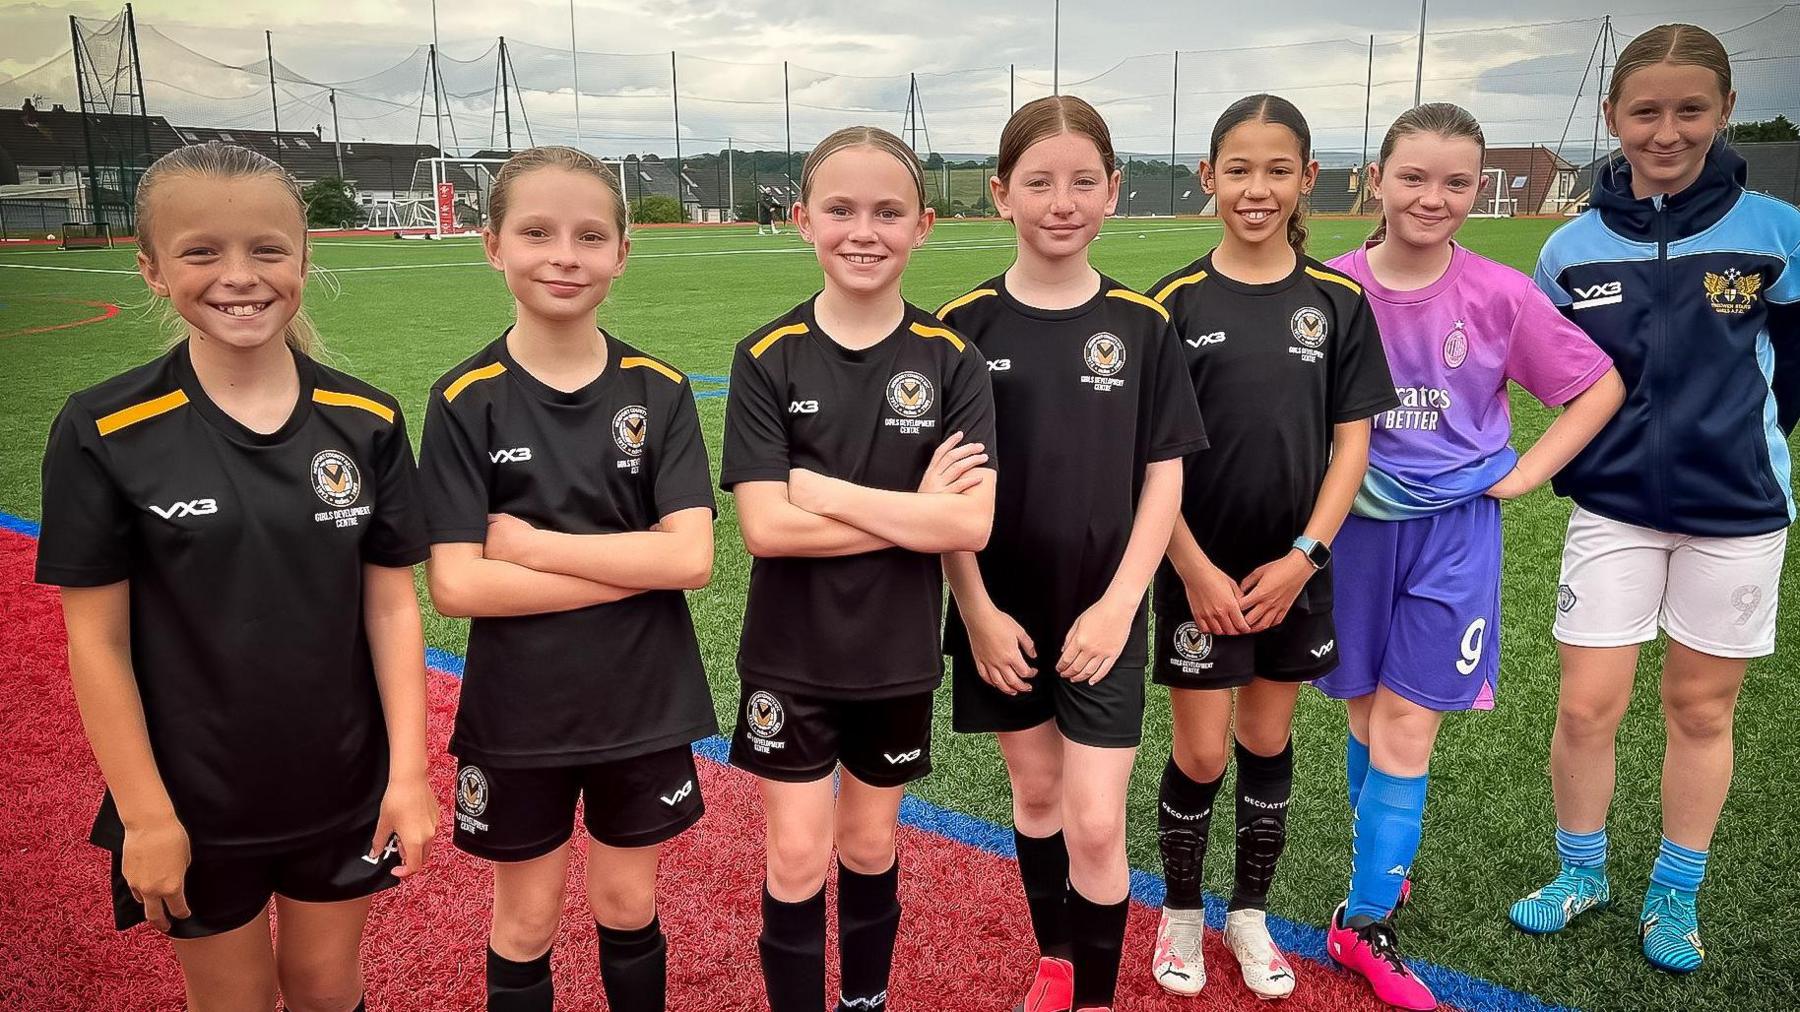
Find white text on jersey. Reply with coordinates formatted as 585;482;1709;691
1571;281;1623;310
1187;331;1227;348
988;358;1013;371
789;400;820;414
489;448;533;463
149;498;218;519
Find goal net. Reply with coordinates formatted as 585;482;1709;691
404;156;628;237
1468;167;1514;218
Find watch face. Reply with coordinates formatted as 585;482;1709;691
1306;542;1331;569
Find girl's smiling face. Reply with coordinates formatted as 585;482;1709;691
137;173;308;352
1203;119;1318;249
993;131;1119;263
1372;132;1485;250
796;144;935;297
484;166;630;324
1605;61;1735;197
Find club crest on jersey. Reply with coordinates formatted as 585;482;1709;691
746;690;785;740
1443;321;1469;368
1703;269;1760;315
1173;621;1213;662
613;405;649;465
1083;332;1126;377
1291;307;1328;349
456;766;489;817
886;371;934;418
310;450;361;508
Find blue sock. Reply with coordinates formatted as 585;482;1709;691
1345;765;1427;925
1554;826;1608;872
1345;734;1371;810
1649;837;1706;898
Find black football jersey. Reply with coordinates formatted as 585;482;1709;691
418;331;718;767
935;274;1208;668
1149;252;1398;612
721;296;996;698
36;342;429;854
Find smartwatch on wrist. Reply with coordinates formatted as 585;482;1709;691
1293;535;1330;570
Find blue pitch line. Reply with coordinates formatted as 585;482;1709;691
0;508;1562;1012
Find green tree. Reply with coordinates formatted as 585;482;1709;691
301;176;358;229
1731;115;1798;142
630;194;686;224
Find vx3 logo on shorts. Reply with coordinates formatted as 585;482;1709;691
489;447;533;463
1309;639;1335;659
789;399;820;414
149;498;218;519
361;834;401;866
841;991;888;1010
1571;281;1623;310
883;749;922;765
1187;331;1227;348
660;780;695;806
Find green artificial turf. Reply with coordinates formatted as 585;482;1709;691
3;216;1796;1011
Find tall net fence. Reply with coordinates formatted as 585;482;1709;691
3;5;1796;222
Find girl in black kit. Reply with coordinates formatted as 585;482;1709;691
721;126;997;1012
419;147;718;1012
38;143;437;1010
938;96;1205;1012
1146;95;1397;999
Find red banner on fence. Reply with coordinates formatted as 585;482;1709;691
436;182;455;233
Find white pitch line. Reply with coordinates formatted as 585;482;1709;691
0;223;1221;276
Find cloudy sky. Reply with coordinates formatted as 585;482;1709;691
2;1;1791;161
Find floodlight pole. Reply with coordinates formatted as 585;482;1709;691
1009;64;1015;114
266;31;282;167
330;88;344;177
1592;17;1610;167
500;37;513;152
1362;34;1373;174
1413;0;1427;106
727;138;735;217
1170;51;1178;216
429;44;444;153
569;0;581;144
784;61;793;187
1053;0;1060;94
671;52;684;216
71;14;101;226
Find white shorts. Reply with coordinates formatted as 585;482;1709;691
1554;506;1788;658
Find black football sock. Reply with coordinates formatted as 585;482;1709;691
1067;886;1130;1008
486;946;553;1012
759;882;827;1012
597;915;667;1012
1013;828;1073;959
836;858;901;1011
1158;756;1223;911
1231;737;1294;912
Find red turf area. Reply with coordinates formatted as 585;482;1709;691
0;528;1406;1010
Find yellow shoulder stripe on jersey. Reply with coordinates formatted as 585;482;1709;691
909;321;966;352
621;355;684;383
1305;266;1363;296
96;390;189;437
444;361;507;403
313;388;396;424
1105;288;1171;322
936;288;997;319
751;323;808;359
1153;270;1208;304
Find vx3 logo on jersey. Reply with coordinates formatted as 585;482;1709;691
1309;639;1335;659
1571;281;1623;310
789;399;820;414
987;358;1013;371
149;498;218;519
883;749;922;765
489;448;533;463
660;780;695;806
1187;331;1226;348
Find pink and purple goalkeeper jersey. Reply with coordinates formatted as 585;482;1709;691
1328;243;1613;520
